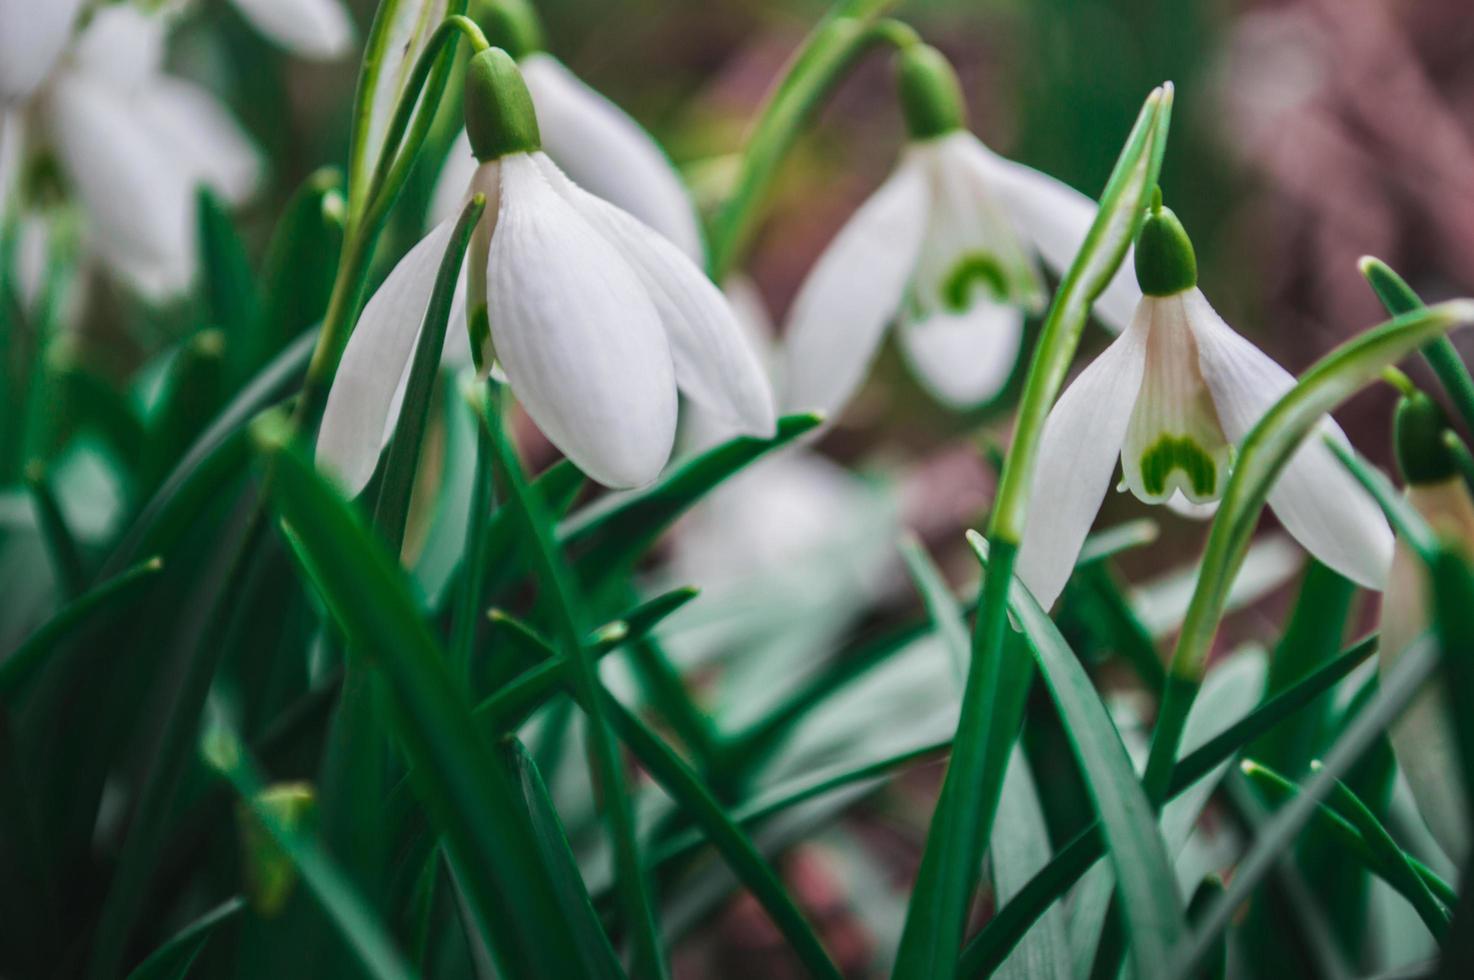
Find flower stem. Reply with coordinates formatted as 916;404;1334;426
706;0;904;281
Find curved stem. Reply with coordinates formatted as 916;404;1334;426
706;0;903;281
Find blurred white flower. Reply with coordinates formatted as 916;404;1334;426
0;0;86;103
228;0;355;60
430;51;703;262
780;131;1142;421
1017;203;1391;609
1379;394;1473;864
3;5;262;299
320;51;773;492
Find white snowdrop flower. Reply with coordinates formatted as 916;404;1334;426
228;0;355;60
428;6;701;262
1378;392;1471;863
6;5;262;299
1016;199;1393;609
781;44;1141;420
0;0;86;103
318;48;774;493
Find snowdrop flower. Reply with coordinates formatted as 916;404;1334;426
1017;198;1392;609
318;48;774;492
228;0;355;60
428;0;702;260
1379;392;1471;862
4;4;262;298
782;44;1141;419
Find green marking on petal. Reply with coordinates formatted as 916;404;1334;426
1138;434;1219;499
942;252;1009;312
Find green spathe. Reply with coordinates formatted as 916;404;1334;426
1134;194;1197;296
1395;391;1457;485
896;44;965;141
465;47;542;161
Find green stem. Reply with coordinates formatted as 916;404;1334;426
451;395;498;685
706;0;903;280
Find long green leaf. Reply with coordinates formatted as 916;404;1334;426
1168;637;1441;978
252;412;620;979
123;897;247;980
969;531;1185;977
253;169;344;381
197;189;259;351
899;534;969;682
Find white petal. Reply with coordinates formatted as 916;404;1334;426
0;109;22;202
70;5;167;87
968;143;1142;333
230;0;355;59
134;78;263;204
429;129;477;228
46;77;195;297
522;53;704;262
1119;294;1232;506
486;153;676;489
896;299;1024;407
1383;480;1474;861
779;159;929;418
1185;288;1393;589
0;0;84;101
533;153;775;437
317;217;459;495
1016;304;1151;609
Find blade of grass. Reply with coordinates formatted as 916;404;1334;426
969;531;1185;977
0;555;163;703
123;896;247;980
899;534;969;683
252;411;621;978
252;169;344;382
1359;256;1474;436
471;379;666;980
24;460;85;598
198;189;259;351
1168;637;1441;978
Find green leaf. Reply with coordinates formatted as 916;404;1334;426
197;189;259;349
1169;637;1442;978
1360;255;1474;436
1241;759;1452;934
143;330;226;493
561;412;823;586
895;84;1173;980
252;412;622;979
1326;436;1438;560
958;635;1377;977
991;747;1071;980
899;534;969;682
123;896;246;980
0;556;163;704
370;193;485;553
969;531;1186;977
471;380;665;980
203;726;415;980
24;460;86;599
253;169;344;379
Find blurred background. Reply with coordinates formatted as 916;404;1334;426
12;0;1474;974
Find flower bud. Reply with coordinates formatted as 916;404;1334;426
896;44;965;141
1134;191;1197;296
464;47;541;161
1394;391;1457;486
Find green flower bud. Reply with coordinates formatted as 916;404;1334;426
1134;190;1198;297
464;47;541;161
473;0;544;60
896;44;965;141
1395;391;1457;485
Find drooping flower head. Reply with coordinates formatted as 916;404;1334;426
1017;195;1393;609
1379;391;1472;862
781;43;1143;420
318;47;774;492
428;0;703;261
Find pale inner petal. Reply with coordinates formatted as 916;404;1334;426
1120;295;1231;505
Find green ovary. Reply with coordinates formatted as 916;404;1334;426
1137;434;1219;499
942;252;1009;312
